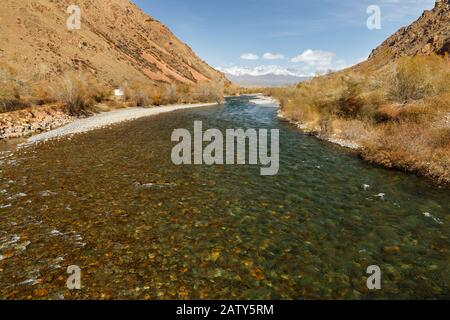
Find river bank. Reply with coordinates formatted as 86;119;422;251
0;102;218;144
26;102;218;144
277;110;361;150
276;106;449;186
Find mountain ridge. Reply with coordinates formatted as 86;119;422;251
0;0;227;87
368;0;449;64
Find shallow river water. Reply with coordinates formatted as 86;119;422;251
0;96;448;299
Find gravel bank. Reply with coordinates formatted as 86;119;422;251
27;103;217;144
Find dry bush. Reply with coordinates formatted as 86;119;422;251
28;80;59;105
224;84;242;96
0;63;29;112
425;92;450;114
361;121;450;183
0;81;22;112
163;84;179;105
90;82;112;103
123;82;174;107
334;76;365;118
150;85;172;106
269;74;367;122
192;82;224;103
359;90;385;120
121;81;225;106
176;84;192;103
123;81;151;107
388;54;450;102
55;72;100;115
330;118;373;142
270;54;449;124
373;103;403;122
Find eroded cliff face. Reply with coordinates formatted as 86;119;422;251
369;0;450;62
0;0;227;86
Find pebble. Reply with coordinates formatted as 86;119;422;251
383;246;401;254
423;212;444;225
375;193;386;200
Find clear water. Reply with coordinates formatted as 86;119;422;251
0;96;448;299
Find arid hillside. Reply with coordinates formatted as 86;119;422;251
0;0;227;86
366;0;449;67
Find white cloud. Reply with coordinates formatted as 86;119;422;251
240;53;259;60
216;65;310;77
291;49;336;69
262;53;285;60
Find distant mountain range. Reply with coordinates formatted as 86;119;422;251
224;73;310;87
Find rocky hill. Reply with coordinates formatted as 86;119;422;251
0;0;227;86
368;0;449;62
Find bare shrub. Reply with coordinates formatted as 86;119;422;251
0;63;28;112
90;83;112;103
123;81;150;107
192;82;224;103
361;121;450;183
388;54;450;102
56;72;94;115
163;84;179;105
335;76;365;118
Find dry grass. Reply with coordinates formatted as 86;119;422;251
268;54;450;183
122;81;224;107
361;122;450;183
55;72;103;115
191;82;224;103
0;63;30;112
387;55;450;102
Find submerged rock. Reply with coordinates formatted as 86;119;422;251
133;182;177;189
383;246;401;254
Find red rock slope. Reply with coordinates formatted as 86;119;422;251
0;0;227;86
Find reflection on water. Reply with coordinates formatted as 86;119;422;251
0;96;449;299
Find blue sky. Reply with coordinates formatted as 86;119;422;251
133;0;435;76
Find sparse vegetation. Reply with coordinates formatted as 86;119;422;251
0;63;30;112
121;81;224;107
0;60;226;117
268;54;450;183
191;82;224;103
56;72;96;115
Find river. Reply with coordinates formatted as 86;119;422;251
0;95;448;299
